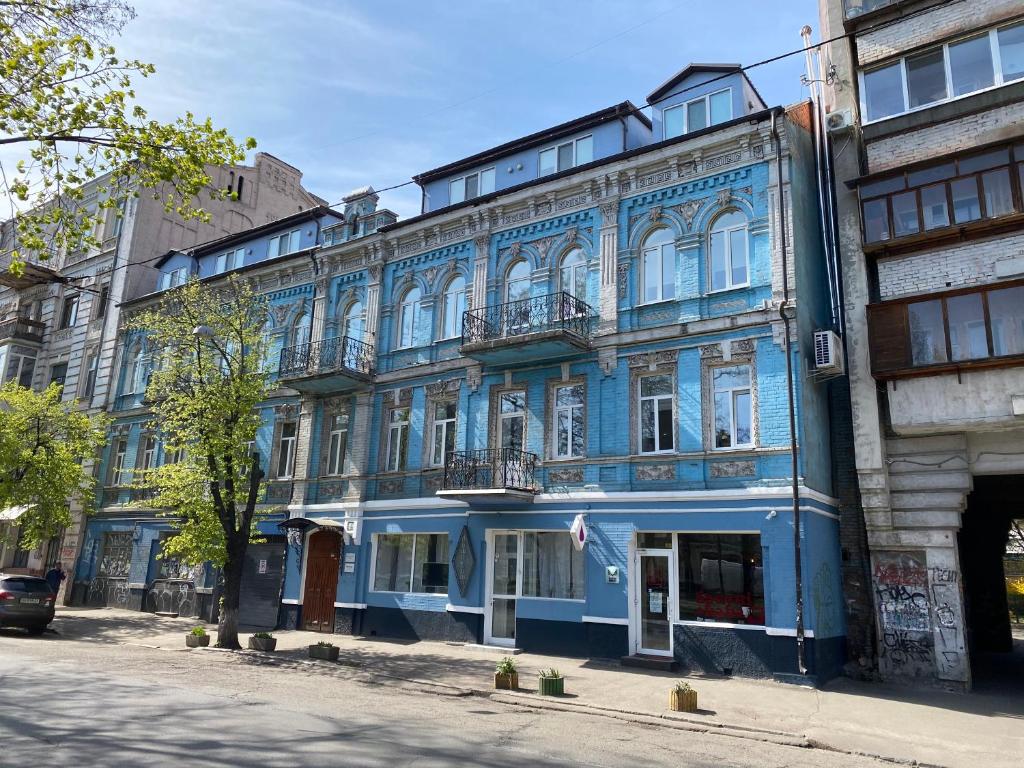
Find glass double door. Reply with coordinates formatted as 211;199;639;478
637;551;674;656
486;532;520;646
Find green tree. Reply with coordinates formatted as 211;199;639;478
0;1;256;272
0;381;107;549
130;276;271;649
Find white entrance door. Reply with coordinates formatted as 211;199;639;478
636;550;674;656
485;531;520;646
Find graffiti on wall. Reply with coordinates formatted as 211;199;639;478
873;552;967;682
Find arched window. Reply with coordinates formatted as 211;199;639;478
558;248;587;299
398;286;423;348
441;276;467;339
709;210;749;291
293;312;311;347
506;260;531;303
342;301;365;341
640;228;675;303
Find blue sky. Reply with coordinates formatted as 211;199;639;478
119;0;819;219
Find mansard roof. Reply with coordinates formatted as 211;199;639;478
412;101;652;185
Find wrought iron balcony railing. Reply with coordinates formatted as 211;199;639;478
462;291;592;346
278;335;374;379
0;316;45;344
442;448;538;493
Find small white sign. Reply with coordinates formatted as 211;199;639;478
344;552;356;565
569;513;587;551
648;590;663;614
258;559;267;574
343;562;355;574
605;566;619;584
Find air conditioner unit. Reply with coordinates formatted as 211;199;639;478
825;109;853;134
814;330;844;374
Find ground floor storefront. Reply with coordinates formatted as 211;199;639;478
277;488;847;681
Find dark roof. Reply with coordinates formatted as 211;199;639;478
412;101;652;184
646;63;766;109
153;205;339;269
383;105;782;234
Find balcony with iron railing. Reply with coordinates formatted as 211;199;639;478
278;335;374;393
0;316;45;344
460;291;593;366
0;249;62;290
437;447;539;504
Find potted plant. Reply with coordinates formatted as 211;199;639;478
308;641;339;661
185;626;210;648
669;680;698;713
538;668;564;696
248;631;277;652
494;657;518;690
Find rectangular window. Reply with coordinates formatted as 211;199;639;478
553;383;584;459
908;299;949;365
373;533;449;594
677;533;764;624
431;401;457;468
641;236;676;303
946;293;988;361
687;98;708;132
95;284;110;320
98;532;133;577
325;413;348;476
140;435;157;472
385;406;410;472
989;285;1024;356
81;348;99;398
49;362;67;388
538;135;593;176
449;168;496;205
276;421;297;479
498;391;526;451
999;22;1024;82
664;104;685;139
522;531;585;600
110;438;128;486
269;230;301;259
906;48;947;109
4;351;35;388
713;366;753;449
215;248;244;273
59;295;79;329
949;33;995;96
639;374;674;454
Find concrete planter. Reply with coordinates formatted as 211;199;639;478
669;688;698;713
248;636;277;652
185;634;210;648
494;672;518;690
308;644;339;661
538;675;564;696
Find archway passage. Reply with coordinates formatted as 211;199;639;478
302;530;341;632
961;475;1024;689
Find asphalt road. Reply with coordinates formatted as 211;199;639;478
0;625;889;767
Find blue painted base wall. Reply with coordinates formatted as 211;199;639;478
517;618;627;659
358;606;480;644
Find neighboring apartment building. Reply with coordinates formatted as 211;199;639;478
0;152;323;591
83;64;848;680
821;0;1024;688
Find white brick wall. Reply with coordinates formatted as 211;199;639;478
866;100;1024;172
857;0;1021;67
878;231;1024;299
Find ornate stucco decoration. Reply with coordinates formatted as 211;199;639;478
635;463;676;481
273;403;297;419
473;234;490;255
548;467;584;485
648;205;663;223
425;378;461;399
627;349;678;369
716;188;733;207
675;197;708;230
599;201;618;223
616;259;629;299
710;460;756;478
270;303;293;327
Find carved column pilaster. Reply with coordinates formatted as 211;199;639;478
346;390;373;501
365;261;383;345
598;200;620;335
312;275;329;344
471;234;490;310
289;397;317;506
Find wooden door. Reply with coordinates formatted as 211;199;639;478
302;530;341;632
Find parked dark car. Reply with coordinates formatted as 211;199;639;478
0;574;56;634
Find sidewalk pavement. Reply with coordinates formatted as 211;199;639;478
48;608;1024;768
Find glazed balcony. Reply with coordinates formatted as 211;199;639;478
437;448;538;504
0;250;62;290
460;291;592;366
0;316;45;344
278;336;373;394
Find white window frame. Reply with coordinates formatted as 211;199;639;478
538;134;593;176
140;435;157;472
552;383;585;460
663;88;733;139
859;21;1024;125
110;438;128;486
440;276;467;340
369;532;450;596
59;294;79;329
498;390;527;451
160;267;189;291
385;406;410;473
430;401;457;468
4;350;35;387
638;373;674;455
397;288;423;349
449;167;495;205
276;421;297;479
708;213;750;293
712;365;753;451
639;230;676;305
325;414;348;476
80;347;99;398
215;247;244;274
268;229;302;259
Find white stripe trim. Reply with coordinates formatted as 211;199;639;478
281;598;300;605
446;603;485;614
678;621;815;638
334;601;366;609
357;505;837;521
582;615;629;626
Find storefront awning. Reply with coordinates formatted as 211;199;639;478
277;517;344;534
0;505;32;522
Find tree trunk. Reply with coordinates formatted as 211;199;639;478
217;535;247;649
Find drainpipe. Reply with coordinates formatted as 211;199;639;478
771;109;806;676
619;114;629;152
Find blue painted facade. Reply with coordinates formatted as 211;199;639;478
85;65;845;681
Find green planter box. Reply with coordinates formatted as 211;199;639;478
538;676;564;696
248;636;277;652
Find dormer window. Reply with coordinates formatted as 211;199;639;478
449;168;495;205
268;229;301;258
539;135;593;177
214;248;244;274
158;267;189;291
663;89;732;139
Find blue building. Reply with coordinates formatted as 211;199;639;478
84;64;846;680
